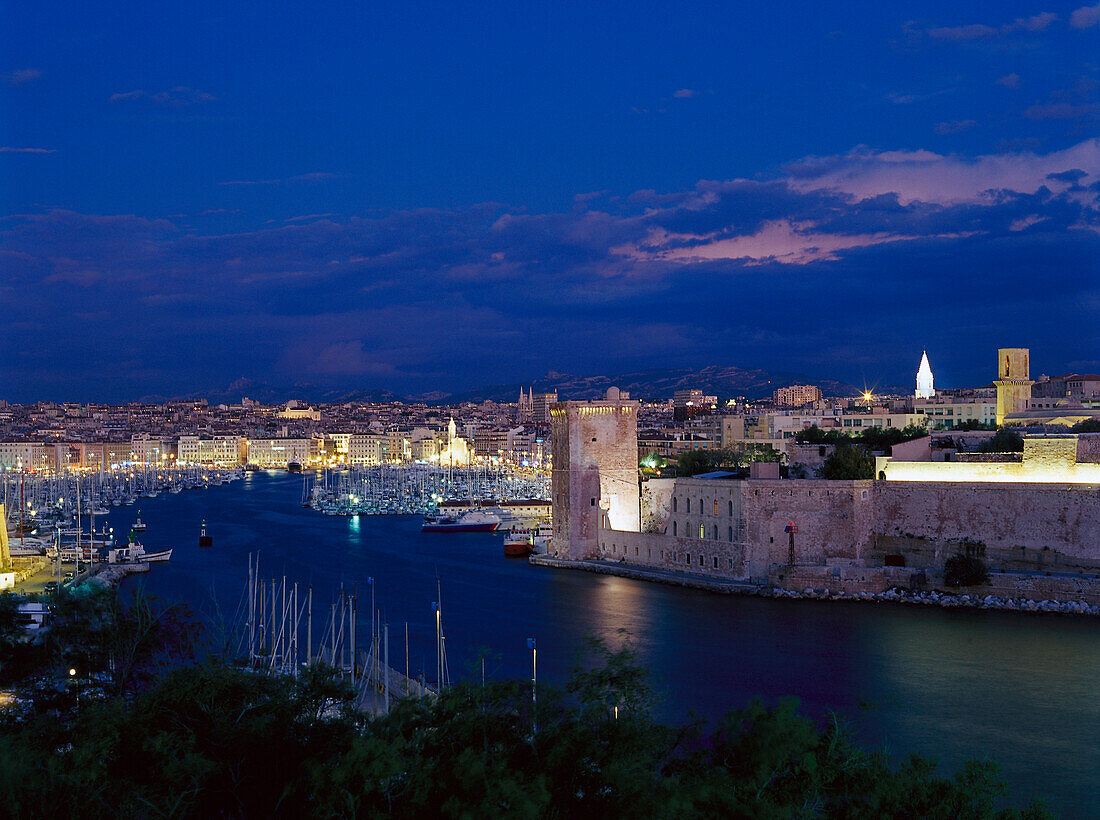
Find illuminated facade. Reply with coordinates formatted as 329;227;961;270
549;388;640;560
878;435;1100;484
915;351;935;400
772;384;823;407
995;347;1033;426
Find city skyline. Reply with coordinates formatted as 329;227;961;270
2;1;1098;402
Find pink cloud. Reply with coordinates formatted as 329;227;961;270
928;23;998;40
109;87;216;106
0;146;55;153
929;11;1058;40
2;69;40;86
1025;102;1100;120
996;73;1021;89
615;220;962;266
1069;4;1099;28
673;88;696;98
787;139;1100;205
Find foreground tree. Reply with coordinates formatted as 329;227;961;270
0;637;1053;819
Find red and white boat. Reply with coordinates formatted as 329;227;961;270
503;529;534;558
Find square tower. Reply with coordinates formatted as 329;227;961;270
995;347;1033;426
549;388;640;561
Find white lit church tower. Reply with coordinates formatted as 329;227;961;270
915;351;935;400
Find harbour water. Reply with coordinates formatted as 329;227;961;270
115;472;1099;816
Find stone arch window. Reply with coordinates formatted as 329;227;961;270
878;471;886;480
728;500;733;516
728;526;733;542
713;525;718;540
672;496;678;512
699;498;704;514
698;523;704;538
673;521;677;536
686;498;690;513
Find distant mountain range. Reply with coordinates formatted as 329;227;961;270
171;366;861;407
422;366;861;404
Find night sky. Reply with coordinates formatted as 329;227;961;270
2;1;1098;402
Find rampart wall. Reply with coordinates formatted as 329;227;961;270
871;481;1100;572
597;528;749;579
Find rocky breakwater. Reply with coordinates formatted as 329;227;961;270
766;586;1100;616
85;562;150;589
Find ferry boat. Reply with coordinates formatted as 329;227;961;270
421;510;501;533
287;461;303;474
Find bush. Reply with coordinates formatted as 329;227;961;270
978;429;1024;453
944;554;989;586
819;444;875;480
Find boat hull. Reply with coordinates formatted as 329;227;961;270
503;542;533;557
422;522;500;533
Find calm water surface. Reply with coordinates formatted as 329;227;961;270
114;472;1099;816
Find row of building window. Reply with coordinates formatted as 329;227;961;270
673;497;735;516
670;520;735;542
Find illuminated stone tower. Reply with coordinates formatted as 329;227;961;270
995;348;1033;426
915;350;935;399
549;387;640;561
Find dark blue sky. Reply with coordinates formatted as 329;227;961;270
2;1;1098;401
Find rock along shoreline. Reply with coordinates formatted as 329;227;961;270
529;555;1100;617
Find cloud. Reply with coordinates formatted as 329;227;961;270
928;23;998;41
785;139;1100;205
934;119;977;135
219;172;343;186
109;86;217;106
0;146;55;153
2;139;1097;399
928;11;1058;40
1047;169;1088;183
2;69;40;86
673;88;696;98
1026;102;1100;120
996;73;1021;89
1069;4;1099;28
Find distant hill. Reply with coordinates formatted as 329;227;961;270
420;366;860;404
174;366;859;407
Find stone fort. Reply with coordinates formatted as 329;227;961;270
549;389;1100;599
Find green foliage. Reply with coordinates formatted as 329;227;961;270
795;423;928;452
1071;418;1100;433
1;586;198;700
944;554;990;587
955;419;997;431
0;634;1054;819
819;444;876;480
676;445;782;476
978;429;1025;453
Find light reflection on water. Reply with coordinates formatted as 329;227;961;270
116;472;1099;816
